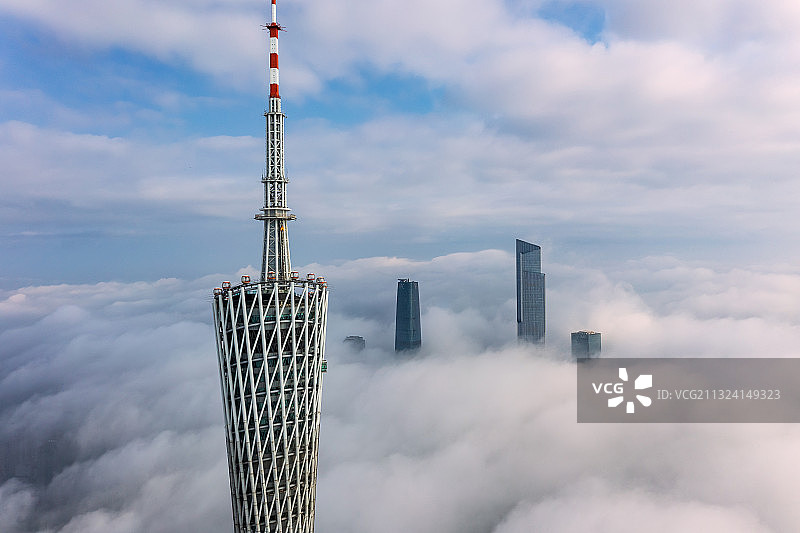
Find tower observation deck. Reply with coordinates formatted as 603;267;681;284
212;1;329;531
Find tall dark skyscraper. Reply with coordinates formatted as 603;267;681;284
211;2;328;531
395;278;421;351
516;239;545;343
572;330;601;358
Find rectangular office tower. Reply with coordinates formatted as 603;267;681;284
211;2;328;531
516;239;545;343
572;331;601;358
395;279;422;351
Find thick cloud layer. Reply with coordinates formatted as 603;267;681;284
0;277;231;532
2;251;800;532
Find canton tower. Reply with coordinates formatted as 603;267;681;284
212;1;329;531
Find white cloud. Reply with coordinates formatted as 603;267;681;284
4;1;800;276
0;121;260;227
4;253;800;531
0;480;35;533
495;482;772;533
0;0;264;88
603;0;800;49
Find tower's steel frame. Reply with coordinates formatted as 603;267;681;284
212;1;328;531
213;278;327;532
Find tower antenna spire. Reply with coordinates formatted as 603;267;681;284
256;0;294;281
265;0;283;99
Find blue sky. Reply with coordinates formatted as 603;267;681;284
2;0;800;289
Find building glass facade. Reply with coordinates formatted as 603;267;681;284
395;279;421;352
572;331;601;358
516;239;545;343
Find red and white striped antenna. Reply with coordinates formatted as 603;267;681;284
265;0;283;99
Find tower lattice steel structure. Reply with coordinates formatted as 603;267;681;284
212;1;329;531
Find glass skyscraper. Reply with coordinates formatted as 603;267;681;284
516;239;545;343
395;279;421;352
572;331;601;358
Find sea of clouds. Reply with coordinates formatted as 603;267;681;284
3;250;800;532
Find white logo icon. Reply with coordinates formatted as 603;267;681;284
608;367;652;413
